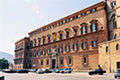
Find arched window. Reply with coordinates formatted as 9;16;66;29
83;57;87;64
34;39;36;47
53;33;57;42
106;46;108;52
41;60;43;65
92;41;97;47
60;57;64;66
60;33;63;40
43;37;46;45
116;44;119;50
37;50;40;56
38;38;41;46
111;14;117;29
58;47;62;54
82;42;87;49
46;59;49;65
90;20;98;32
41;50;45;55
73;43;78;51
66;45;70;52
114;34;117;39
72;26;78;36
47;49;50;55
81;23;87;35
65;28;70;39
68;56;72;65
33;51;36;57
30;41;33;48
47;35;51;43
66;31;69;39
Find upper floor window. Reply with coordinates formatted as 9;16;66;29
58;47;62;54
114;34;117;39
111;14;117;29
47;36;51;43
111;1;116;9
59;21;63;25
82;42;87;49
39;30;41;33
60;33;63;40
38;38;41;46
37;51;40;56
30;41;33;48
33;51;36;57
43;28;46;31
66;45;70;52
81;26;87;35
81;12;87;16
47;26;51;29
73;43;78;51
92;41;97;47
47;49;50;54
116;44;119;50
65;18;70;23
34;32;37;35
53;33;57;42
66;31;69;39
42;50;45;55
34;39;36;47
73;15;78;20
43;37;45;45
73;28;78;36
53;24;57;27
90;8;96;13
91;23;98;32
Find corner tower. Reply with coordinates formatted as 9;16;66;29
105;0;120;40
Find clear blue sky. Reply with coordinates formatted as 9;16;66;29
0;0;104;55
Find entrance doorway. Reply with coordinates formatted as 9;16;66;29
117;62;120;68
52;59;56;69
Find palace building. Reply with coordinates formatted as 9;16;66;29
14;0;120;72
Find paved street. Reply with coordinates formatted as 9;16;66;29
0;72;118;80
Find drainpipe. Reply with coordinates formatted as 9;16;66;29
108;42;111;73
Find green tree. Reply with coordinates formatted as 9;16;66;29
0;58;9;69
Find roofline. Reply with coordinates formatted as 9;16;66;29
15;37;29;44
28;1;105;35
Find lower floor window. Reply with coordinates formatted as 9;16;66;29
61;57;64;65
68;56;72;65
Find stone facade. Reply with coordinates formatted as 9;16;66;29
99;39;120;73
14;1;109;71
14;37;31;70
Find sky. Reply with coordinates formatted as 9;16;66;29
0;0;104;55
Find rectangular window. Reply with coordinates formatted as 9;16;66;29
43;28;46;31
61;57;64;65
81;12;87;16
73;16;78;20
92;41;97;47
90;8;96;13
46;59;49;65
59;21;63;25
66;45;70;52
65;18;70;23
47;26;51;29
41;60;43;65
73;43;77;51
53;24;57;27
